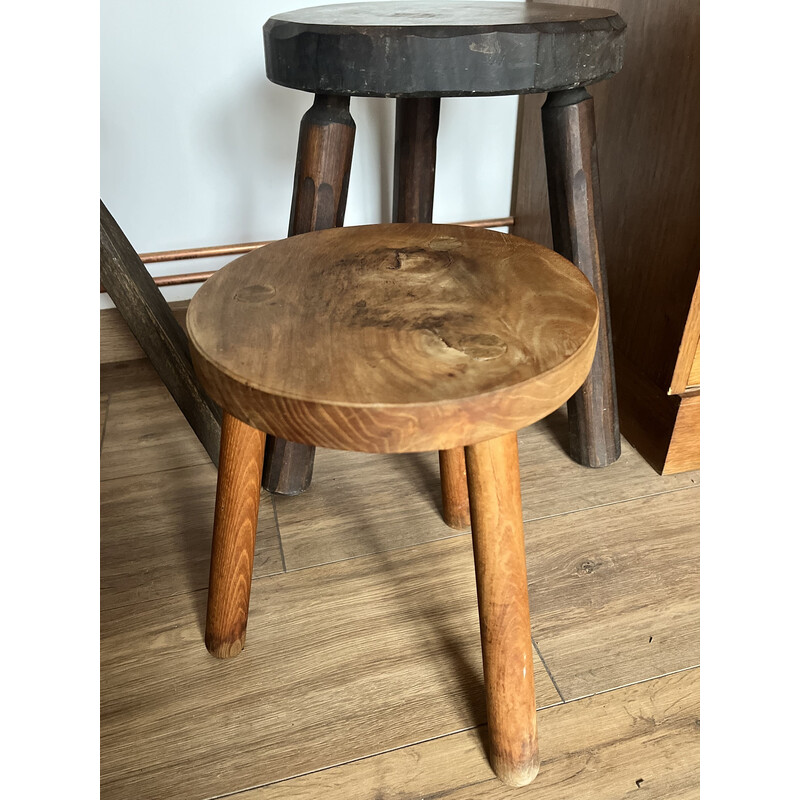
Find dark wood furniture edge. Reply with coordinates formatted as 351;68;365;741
263;9;625;99
262;93;357;496
615;352;699;475
100;201;224;469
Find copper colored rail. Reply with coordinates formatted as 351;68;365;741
141;241;273;265
100;216;514;292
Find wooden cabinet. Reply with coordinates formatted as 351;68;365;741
511;0;699;474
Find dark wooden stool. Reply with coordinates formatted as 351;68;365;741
261;1;625;520
186;223;599;787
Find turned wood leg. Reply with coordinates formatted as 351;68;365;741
393;97;470;530
438;448;471;529
206;412;267;658
264;94;356;495
392;96;439;224
541;87;621;468
465;432;538;787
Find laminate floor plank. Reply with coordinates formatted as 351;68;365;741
525;489;700;700
99;360;700;800
101;536;561;800
101;476;699;797
236;668;699;800
100;359;212;481
101;357;162;393
101;489;699;799
101;462;283;610
101;300;189;365
274;407;699;570
434;669;700;800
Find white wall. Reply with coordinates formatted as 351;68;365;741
100;0;519;308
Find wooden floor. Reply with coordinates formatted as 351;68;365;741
100;358;700;799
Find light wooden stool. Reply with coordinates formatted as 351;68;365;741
187;223;598;787
262;1;625;509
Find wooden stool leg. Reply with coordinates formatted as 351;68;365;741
206;412;267;659
393;96;470;530
438;447;471;529
541;87;621;468
264;94;356;495
392;96;439;223
465;432;538;787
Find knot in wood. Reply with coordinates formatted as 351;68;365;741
440;332;508;361
429;236;463;251
234;284;276;303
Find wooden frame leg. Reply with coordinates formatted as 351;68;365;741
206;412;267;658
393;96;470;530
100;201;224;468
541;87;621;468
465;432;538;787
264;94;356;495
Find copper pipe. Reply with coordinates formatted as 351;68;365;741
454;216;514;230
152;270;217;287
141;241;272;264
100;216;514;292
139;217;514;263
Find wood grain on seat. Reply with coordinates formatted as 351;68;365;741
187;223;598;453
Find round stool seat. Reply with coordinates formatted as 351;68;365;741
187;223;598;453
264;1;625;98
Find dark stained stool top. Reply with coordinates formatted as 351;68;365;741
264;1;625;98
187;224;599;454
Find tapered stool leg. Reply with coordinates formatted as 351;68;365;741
465;432;538;787
393;96;470;530
265;94;356;495
438;447;471;530
542;87;621;468
206;412;267;659
393;97;439;224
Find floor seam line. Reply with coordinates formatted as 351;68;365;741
100;395;111;454
100;457;214;485
203;725;487;799
199;667;700;799
278;528;470;575
532;637;566;703
276;485;700;576
269;493;288;573
558;664;700;705
521;483;699;526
